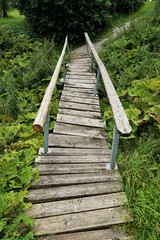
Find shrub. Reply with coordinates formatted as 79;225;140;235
15;0;111;42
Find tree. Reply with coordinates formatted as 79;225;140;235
15;0;111;42
110;0;144;14
0;0;10;18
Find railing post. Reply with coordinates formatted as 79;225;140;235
43;112;49;153
107;124;120;170
94;68;100;96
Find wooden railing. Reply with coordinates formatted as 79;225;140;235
33;36;69;153
85;32;132;170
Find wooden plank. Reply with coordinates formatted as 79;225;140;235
63;86;94;94
59;108;101;119
31;172;121;188
28;192;127;218
62;91;98;99
85;33;132;135
39;147;110;156
34;163;109;175
33;207;131;236
35;155;109;164
59;101;100;112
65;79;95;84
66;75;95;80
60;95;100;105
64;82;95;89
33;37;68;132
57;114;105;128
48;134;107;148
35;228;130;240
29;181;123;203
54;123;106;138
66;72;96;76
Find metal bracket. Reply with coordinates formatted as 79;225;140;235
39;147;52;155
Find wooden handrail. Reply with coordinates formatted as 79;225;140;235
84;33;131;135
33;36;68;132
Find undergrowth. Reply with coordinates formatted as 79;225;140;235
0;14;63;239
99;2;160;239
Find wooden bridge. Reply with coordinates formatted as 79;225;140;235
28;33;132;239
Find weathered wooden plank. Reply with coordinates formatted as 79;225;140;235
48;134;107;148
61;95;100;105
64;82;95;89
28;192;127;218
39;147;110;156
35;155;109;164
33;207;131;236
66;75;95;80
85;33;132;135
57;114;105;128
58;108;101;119
59;101;100;112
63;86;94;93
36;228;130;240
62;90;97;98
65;79;95;84
31;171;120;188
54;123;106;138
67;72;96;76
34;163;110;175
29;181;123;203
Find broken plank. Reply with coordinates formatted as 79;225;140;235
28;192;126;218
31;172;121;188
48;133;106;148
33;207;131;236
60;95;100;105
35;155;109;164
29;181;123;203
57;114;105;128
54;123;106;138
59;101;100;112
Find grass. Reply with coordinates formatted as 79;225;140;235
119;133;160;239
0;9;25;32
94;1;156;42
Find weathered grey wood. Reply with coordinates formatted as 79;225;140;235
66;75;96;80
65;82;95;89
33;207;131;236
62;90;97;99
40;147;110;156
33;37;68;132
34;163;109;175
35;155;109;164
48;134;107;148
28;192;127;218
59;101;100;112
59;108;101;119
36;228;130;240
67;72;96;76
57;114;105;128
29;181;123;203
85;33;132;135
61;95;100;105
31;171;121;188
65;79;95;84
63;86;94;93
54;123;106;138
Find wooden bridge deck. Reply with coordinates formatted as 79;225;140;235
28;48;132;239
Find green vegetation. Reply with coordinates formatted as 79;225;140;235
0;12;62;239
99;1;160;239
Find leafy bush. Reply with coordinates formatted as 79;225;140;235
15;0;111;42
